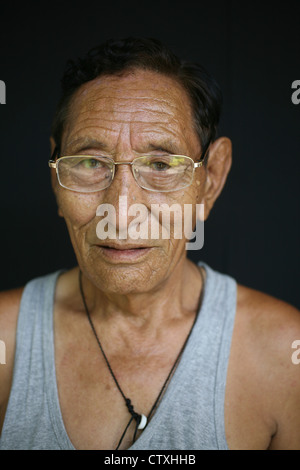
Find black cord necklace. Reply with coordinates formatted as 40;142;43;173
78;268;205;450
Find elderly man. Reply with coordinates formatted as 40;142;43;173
0;37;299;451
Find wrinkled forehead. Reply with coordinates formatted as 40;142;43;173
62;69;201;154
71;69;193;114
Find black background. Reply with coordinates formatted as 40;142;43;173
0;1;299;307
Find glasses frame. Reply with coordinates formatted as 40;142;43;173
48;143;210;193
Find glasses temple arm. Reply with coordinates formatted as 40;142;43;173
50;146;59;162
197;140;211;164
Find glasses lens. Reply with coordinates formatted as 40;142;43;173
133;155;194;192
57;156;114;192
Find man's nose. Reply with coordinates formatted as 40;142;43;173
104;163;146;236
108;162;138;198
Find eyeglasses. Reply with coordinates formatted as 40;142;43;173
48;145;209;193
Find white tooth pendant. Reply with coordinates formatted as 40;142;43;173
138;414;147;430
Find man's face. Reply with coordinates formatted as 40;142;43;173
52;69;208;294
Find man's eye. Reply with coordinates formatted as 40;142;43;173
151;161;170;171
81;158;101;168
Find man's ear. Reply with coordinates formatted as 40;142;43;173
49;136;63;218
202;137;232;220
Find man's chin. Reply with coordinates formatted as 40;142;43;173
82;248;167;295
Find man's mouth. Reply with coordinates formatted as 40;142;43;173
100;243;149;250
95;243;153;262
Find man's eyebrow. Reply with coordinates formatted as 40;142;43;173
64;138;187;156
146;141;186;155
64;138;109;154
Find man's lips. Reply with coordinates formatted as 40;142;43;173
94;243;153;262
96;243;151;250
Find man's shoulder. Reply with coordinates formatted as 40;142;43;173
0;286;24;414
235;284;300;367
0;286;24;312
0;286;25;340
0;286;24;340
236;283;300;335
232;284;300;449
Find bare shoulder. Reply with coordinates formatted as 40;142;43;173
236;284;300;351
0;286;24;356
0;287;24;418
227;284;300;449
